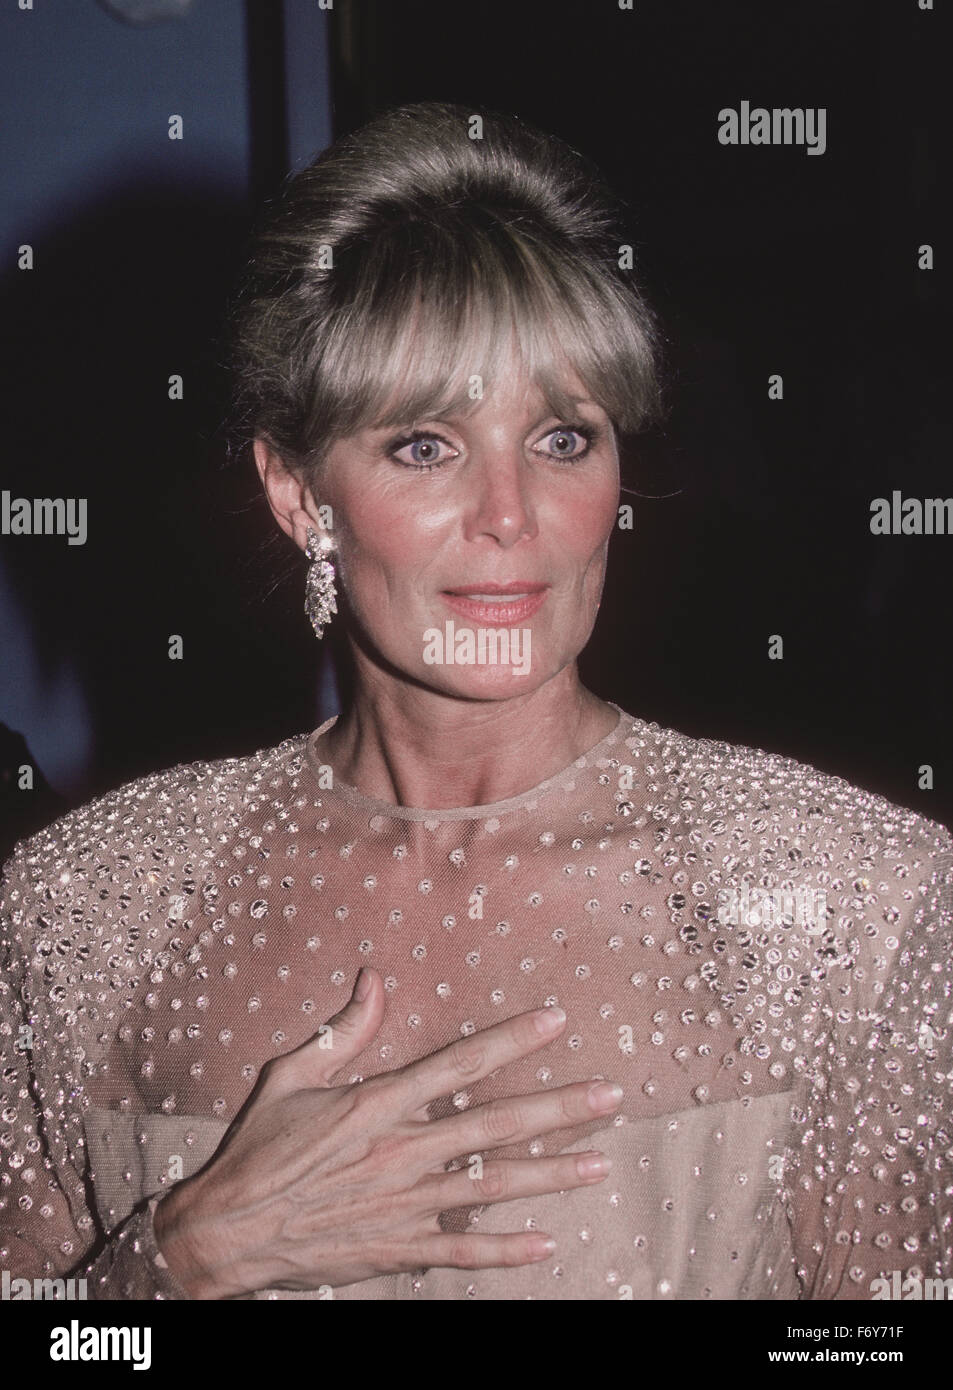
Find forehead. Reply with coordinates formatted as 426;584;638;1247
365;357;603;433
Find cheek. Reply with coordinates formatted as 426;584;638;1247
334;486;444;596
555;478;619;565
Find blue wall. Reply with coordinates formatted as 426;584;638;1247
0;0;331;803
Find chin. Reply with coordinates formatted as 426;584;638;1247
421;667;546;701
415;652;568;701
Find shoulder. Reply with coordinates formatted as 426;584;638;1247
618;709;953;1017
610;711;953;1042
615;707;952;861
0;729;311;962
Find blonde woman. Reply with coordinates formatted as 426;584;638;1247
1;102;950;1302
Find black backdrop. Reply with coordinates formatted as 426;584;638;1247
1;0;948;861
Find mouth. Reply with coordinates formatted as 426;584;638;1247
441;583;549;625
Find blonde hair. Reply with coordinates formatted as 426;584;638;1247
221;100;662;483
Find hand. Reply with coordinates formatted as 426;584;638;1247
153;967;622;1298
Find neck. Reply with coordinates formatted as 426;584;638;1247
316;660;618;810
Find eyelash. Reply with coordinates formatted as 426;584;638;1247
385;422;599;473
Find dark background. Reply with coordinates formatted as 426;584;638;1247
1;0;948;862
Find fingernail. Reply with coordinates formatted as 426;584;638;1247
588;1081;623;1110
529;1237;556;1259
576;1153;611;1179
534;1006;566;1034
354;968;372;1001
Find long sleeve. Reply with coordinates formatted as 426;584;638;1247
0;859;193;1300
781;821;953;1299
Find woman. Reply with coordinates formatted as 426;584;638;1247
1;101;951;1303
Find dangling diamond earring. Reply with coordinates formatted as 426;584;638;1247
303;526;338;639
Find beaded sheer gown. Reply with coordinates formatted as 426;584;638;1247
1;704;951;1301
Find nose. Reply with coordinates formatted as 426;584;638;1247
461;447;539;547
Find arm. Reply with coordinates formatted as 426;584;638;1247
781;823;953;1299
0;869;193;1300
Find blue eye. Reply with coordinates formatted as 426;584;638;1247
537;425;596;462
387;431;455;472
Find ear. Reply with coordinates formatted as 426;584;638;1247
253;438;320;551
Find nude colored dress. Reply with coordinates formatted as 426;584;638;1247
2;705;951;1300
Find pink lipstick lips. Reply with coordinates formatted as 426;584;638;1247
441;582;548;626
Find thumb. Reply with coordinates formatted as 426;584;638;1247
285;966;384;1086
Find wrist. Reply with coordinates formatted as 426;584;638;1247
153;1182;244;1300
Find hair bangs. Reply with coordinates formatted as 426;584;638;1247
224;102;663;484
302;217;653;467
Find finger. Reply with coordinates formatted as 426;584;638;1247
420;1150;611;1212
414;1230;558;1271
410;1078;623;1169
275;967;385;1089
385;1004;567;1116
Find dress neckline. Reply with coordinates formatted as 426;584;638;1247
302;702;638;822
